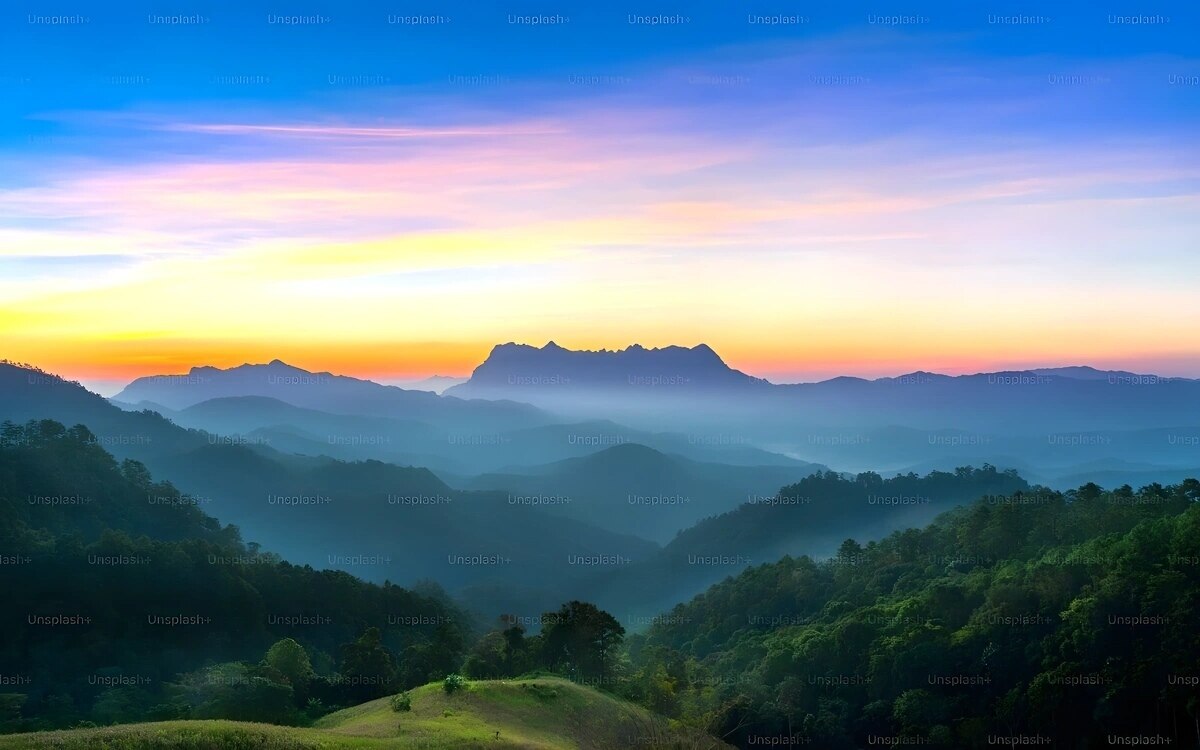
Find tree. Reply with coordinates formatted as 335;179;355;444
119;459;153;488
462;631;508;679
264;638;315;704
538;601;625;684
501;624;532;675
170;663;298;724
338;627;397;702
463;624;532;680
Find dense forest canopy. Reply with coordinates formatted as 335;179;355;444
625;479;1200;748
0;420;467;730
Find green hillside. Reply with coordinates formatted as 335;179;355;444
0;678;730;749
626;480;1200;748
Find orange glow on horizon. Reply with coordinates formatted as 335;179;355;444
4;337;491;384
8;334;1200;391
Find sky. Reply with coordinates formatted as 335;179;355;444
2;0;1198;392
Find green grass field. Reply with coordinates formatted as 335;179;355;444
0;677;730;749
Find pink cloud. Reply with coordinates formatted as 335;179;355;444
165;122;562;138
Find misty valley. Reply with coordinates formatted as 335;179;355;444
2;344;1198;748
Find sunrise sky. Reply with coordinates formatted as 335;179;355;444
2;0;1198;393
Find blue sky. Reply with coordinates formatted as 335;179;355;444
4;0;1196;124
2;0;1198;387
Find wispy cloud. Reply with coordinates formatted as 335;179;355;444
164;122;562;138
2;33;1198;380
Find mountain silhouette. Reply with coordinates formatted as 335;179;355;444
440;344;1200;481
115;360;549;431
446;341;768;399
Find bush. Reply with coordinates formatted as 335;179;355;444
304;698;326;719
442;674;467;695
389;692;412;712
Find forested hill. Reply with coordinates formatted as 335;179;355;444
662;466;1029;557
0;419;467;732
583;466;1029;618
627;479;1200;749
0;419;236;545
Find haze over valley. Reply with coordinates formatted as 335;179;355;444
5;343;1198;621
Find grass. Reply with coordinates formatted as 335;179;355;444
0;720;359;749
0;678;729;749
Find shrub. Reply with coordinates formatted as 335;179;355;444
389;692;412;712
442;674;467;695
304;698;326;719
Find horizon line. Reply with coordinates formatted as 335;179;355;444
5;352;1197;399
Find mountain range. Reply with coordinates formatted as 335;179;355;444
447;343;1199;428
114;360;547;430
6;344;1200;621
109;348;1200;479
446;344;1200;478
0;362;655;617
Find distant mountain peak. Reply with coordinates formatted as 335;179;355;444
109;359;546;422
688;343;722;361
254;359;311;372
447;340;762;399
490;340;729;360
490;342;536;355
183;360;308;376
486;341;722;359
1029;365;1140;381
